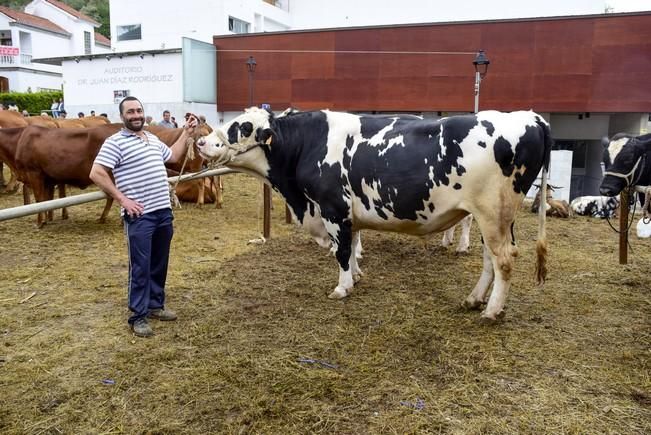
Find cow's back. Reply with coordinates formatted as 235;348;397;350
16;124;122;186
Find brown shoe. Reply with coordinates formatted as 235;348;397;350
148;308;177;321
131;318;154;337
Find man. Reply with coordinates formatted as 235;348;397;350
90;110;96;117
89;96;198;337
59;110;67;119
159;110;175;128
78;112;85;118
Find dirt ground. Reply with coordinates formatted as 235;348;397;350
0;171;649;434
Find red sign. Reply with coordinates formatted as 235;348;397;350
0;46;19;56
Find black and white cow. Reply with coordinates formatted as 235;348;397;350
570;196;619;218
600;133;651;202
198;108;552;320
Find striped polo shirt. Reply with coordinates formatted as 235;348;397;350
94;129;172;216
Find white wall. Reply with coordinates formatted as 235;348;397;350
109;0;291;52
0;69;61;93
288;0;604;30
61;52;217;125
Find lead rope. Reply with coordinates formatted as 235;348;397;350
169;136;195;209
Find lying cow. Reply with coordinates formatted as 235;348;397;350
570;196;619;218
531;185;571;218
197;108;552;321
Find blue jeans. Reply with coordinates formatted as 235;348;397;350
123;208;174;324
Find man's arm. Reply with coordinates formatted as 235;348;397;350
89;163;144;217
167;115;198;164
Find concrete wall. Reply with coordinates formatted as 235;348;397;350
549;113;610;140
609;113;648;136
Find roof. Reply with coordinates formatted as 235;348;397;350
45;0;99;26
94;32;110;47
0;6;70;36
33;47;182;65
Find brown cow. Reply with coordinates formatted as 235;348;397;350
12;124;123;227
531;185;571;218
146;123;223;208
0;114;27;193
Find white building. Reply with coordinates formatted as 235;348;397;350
36;0;293;124
0;0;109;94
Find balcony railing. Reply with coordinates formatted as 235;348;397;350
0;53;32;65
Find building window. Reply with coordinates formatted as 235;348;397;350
114;89;130;104
117;24;142;41
228;16;249;34
84;31;91;54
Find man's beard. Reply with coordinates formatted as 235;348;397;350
125;117;144;131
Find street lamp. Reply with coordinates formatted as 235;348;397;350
246;55;257;108
245;55;271;238
472;50;490;113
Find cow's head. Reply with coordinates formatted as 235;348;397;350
600;133;648;196
196;107;274;165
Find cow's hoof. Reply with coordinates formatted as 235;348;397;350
462;297;483;310
479;310;506;323
328;287;348;299
352;272;363;283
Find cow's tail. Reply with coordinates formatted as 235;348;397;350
535;119;552;286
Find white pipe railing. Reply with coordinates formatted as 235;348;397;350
0;167;238;222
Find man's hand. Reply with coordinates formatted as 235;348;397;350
121;197;144;218
183;114;198;134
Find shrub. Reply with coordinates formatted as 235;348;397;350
0;90;63;115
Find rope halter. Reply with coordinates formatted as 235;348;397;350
603;153;645;188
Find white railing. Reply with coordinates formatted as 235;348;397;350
0;168;239;222
20;53;31;64
0;55;16;65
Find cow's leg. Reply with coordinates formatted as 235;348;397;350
441;225;455;247
214;176;223;209
98;198;113;223
23;184;31;205
351;231;363;282
463;242;494;310
46;183;55;222
58;184;68;220
354;230;363;260
0;161;5;188
326;219;354;299
474;216;518;321
4;168;19;193
23;172;47;228
197;179;205;207
455;214;473;253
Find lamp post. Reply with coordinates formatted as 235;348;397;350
246;56;256;108
472;50;490;113
246;56;272;239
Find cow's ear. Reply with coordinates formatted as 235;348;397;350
255;127;274;146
